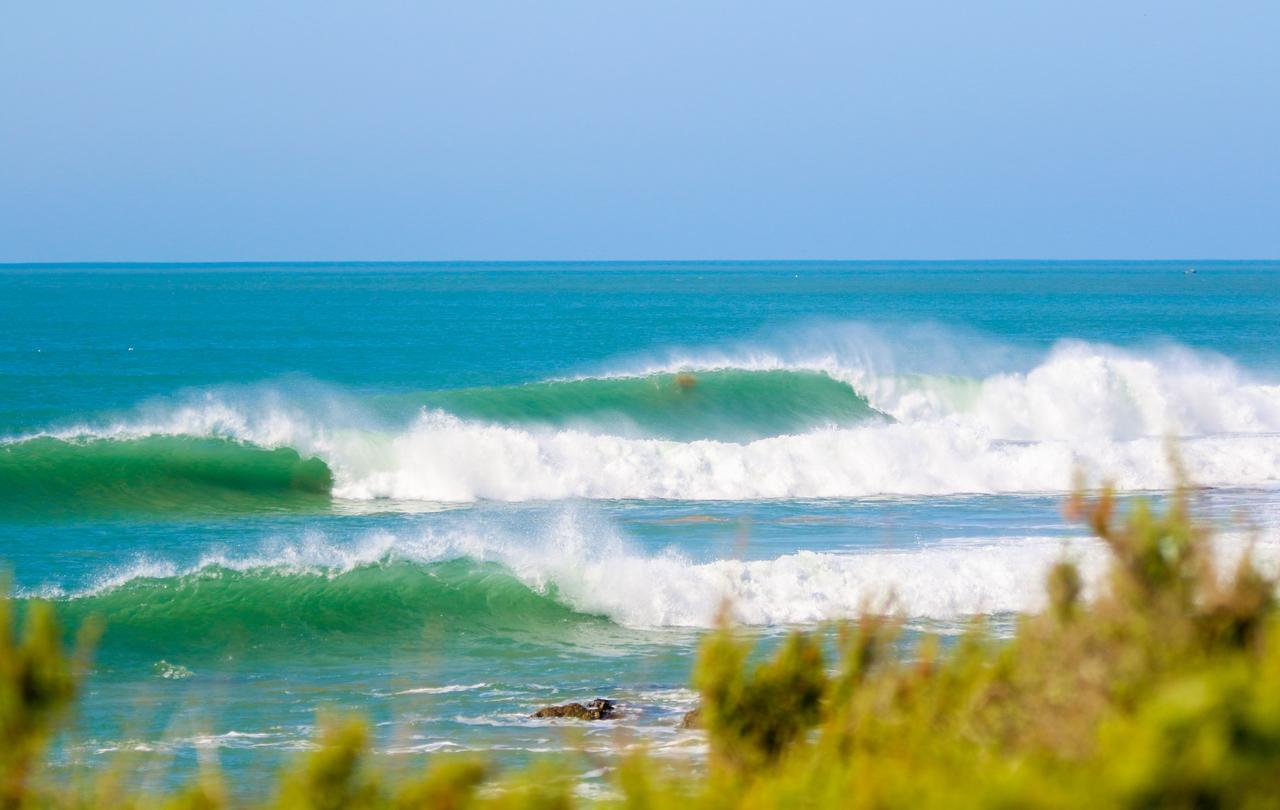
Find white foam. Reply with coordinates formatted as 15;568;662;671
391;683;490;696
10;330;1280;501
590;331;1280;438
318;412;1280;500
491;516;1113;625
42;511;1280;626
335;333;1280;499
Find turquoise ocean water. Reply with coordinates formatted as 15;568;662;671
3;261;1279;794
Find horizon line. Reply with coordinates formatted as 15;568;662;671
3;258;1276;269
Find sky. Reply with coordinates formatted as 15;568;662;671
1;1;1277;262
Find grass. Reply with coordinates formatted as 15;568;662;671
3;481;1279;808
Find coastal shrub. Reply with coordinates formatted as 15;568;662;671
2;483;1279;807
673;484;1280;808
0;592;97;810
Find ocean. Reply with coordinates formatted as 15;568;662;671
2;261;1279;794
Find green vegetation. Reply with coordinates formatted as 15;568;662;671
3;484;1279;808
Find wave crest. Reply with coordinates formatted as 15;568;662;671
32;528;1280;642
0;435;331;514
386;369;882;441
8;331;1280;504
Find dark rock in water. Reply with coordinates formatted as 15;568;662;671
679;707;702;729
532;698;618;721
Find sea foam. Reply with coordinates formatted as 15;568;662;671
35;511;1280;627
10;330;1280;502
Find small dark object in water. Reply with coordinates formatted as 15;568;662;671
532;698;618;721
679;706;702;729
1185;267;1197;275
675;372;697;390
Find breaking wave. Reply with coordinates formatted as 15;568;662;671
383;369;883;441
28;514;1280;639
0;435;331;515
7;329;1280;507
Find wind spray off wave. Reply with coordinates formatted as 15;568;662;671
8;264;1280;786
26;511;1280;633
6;327;1280;507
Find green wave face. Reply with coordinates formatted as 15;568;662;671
45;560;592;656
0;370;878;516
399;369;882;440
0;436;333;517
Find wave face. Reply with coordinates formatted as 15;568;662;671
48;560;586;652
47;552;1054;646
8;330;1280;505
0;436;332;515
388;369;883;441
31;518;1280;638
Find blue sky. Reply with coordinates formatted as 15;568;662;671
1;1;1277;261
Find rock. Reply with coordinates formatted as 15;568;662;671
679;707;702;729
532;698;618;721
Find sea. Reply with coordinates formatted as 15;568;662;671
2;261;1279;796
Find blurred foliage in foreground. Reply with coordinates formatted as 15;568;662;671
4;485;1280;808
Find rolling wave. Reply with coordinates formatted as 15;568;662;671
27;521;1280;641
382;369;883;441
46;559;587;651
7;333;1280;508
0;435;332;515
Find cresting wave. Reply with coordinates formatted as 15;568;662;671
45;559;590;650
0;435;332;514
384;369;884;441
27;517;1280;637
7;330;1280;505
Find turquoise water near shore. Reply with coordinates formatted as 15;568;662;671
3;261;1280;794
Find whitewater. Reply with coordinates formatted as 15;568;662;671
10;336;1280;503
33;516;1280;629
4;261;1279;792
